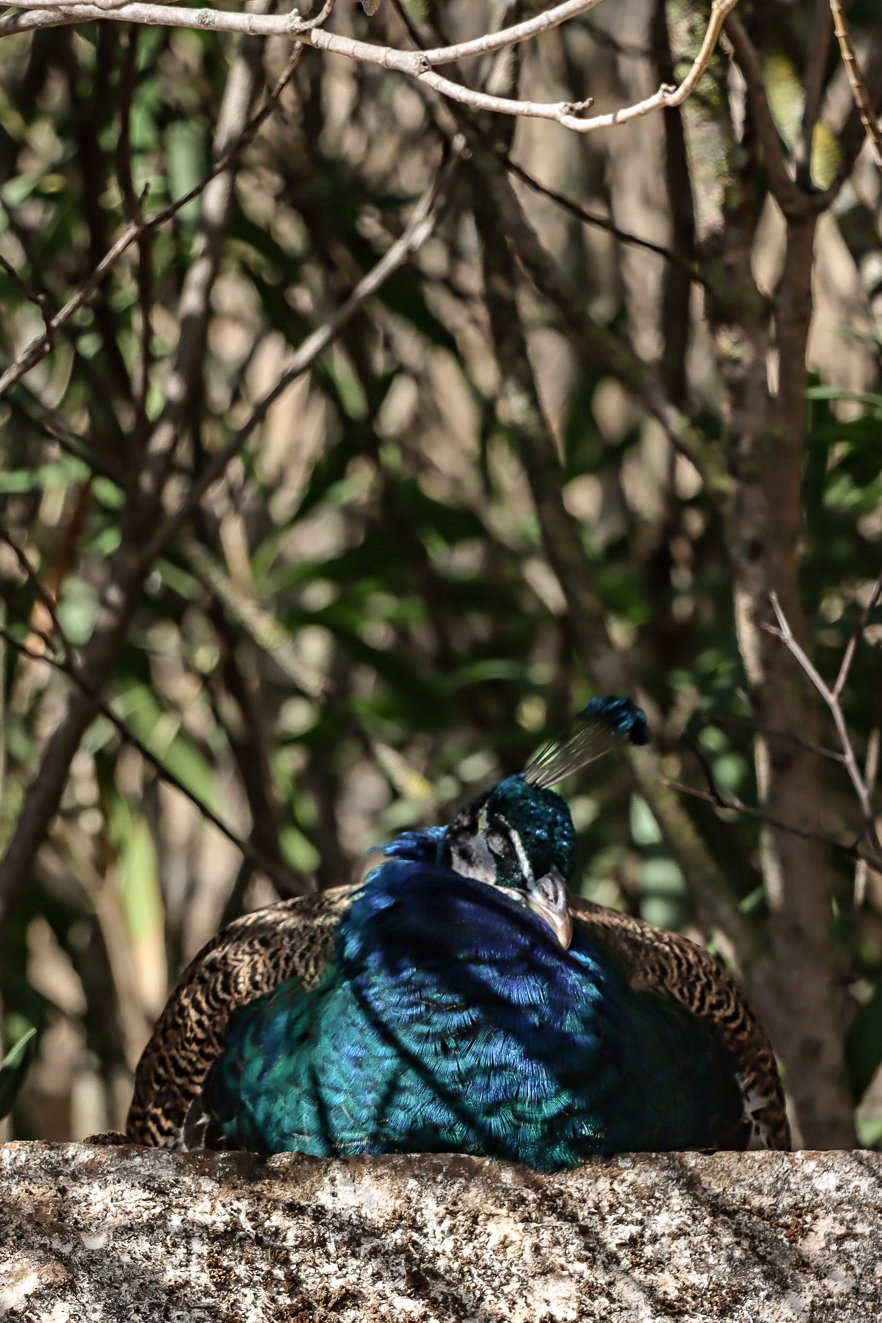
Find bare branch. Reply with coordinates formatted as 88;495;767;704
0;226;138;396
829;0;882;173
818;30;882;205
488;140;707;282
833;572;882;702
706;714;845;766
181;534;329;699
0;0;740;135
725;12;805;214
0;0;604;50
666;774;882;870
765;586;882;863
0;529;74;665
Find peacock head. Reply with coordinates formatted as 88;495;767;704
442;695;650;951
444;774;575;948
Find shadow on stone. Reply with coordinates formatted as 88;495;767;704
1;1143;880;1321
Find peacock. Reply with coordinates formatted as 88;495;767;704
126;697;790;1168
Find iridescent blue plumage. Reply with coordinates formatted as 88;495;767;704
203;861;748;1166
127;694;791;1161
583;695;650;744
378;824;447;863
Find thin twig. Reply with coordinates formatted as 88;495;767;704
4;392;122;484
303;0;335;28
493;142;707;283
0;198;128;422
833;571;882;701
705;713;845;765
3;0;602;50
666;775;881;869
0;528;74;665
856;727;881;905
0;223;141;397
0;249;55;348
829;0;882;173
818;35;882;205
0;614;61;667
765;586;882;861
181;534;329;698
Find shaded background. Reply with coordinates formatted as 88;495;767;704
0;0;880;1149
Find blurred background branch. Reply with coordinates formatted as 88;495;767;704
829;0;882;173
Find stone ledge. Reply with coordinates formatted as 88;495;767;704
0;1142;880;1321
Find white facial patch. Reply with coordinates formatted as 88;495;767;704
448;807;536;889
449;832;498;884
497;817;534;886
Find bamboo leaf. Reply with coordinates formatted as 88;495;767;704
846;983;882;1105
0;1027;37;1122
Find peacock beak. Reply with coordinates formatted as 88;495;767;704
526;867;573;950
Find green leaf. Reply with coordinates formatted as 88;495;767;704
805;385;882;411
116;683;223;816
639;857;689;932
856;1115;882;1150
110;803;164;947
0;457;91;494
0;1027;37;1121
165;120;208;225
630;795;662;846
846;982;882;1104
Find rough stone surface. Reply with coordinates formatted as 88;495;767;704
0;1143;880;1321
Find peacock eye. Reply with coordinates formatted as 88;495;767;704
486;830;509;857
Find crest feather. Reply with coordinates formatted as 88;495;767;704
524;695;650;790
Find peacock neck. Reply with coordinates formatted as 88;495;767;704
338;860;611;1038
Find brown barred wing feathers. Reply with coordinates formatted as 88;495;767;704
569;897;791;1152
126;886;355;1147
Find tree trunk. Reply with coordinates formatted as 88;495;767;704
666;2;854;1146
